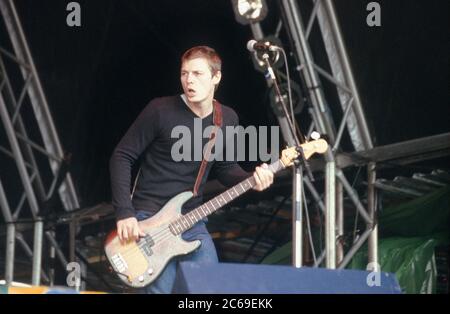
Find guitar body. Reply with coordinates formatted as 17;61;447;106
104;191;201;288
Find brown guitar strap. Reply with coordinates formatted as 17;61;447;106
192;100;222;197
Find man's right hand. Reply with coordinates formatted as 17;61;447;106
116;217;146;244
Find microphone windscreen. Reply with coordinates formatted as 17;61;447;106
246;39;257;52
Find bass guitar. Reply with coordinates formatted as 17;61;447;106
104;139;328;287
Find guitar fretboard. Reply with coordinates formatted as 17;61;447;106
169;160;285;235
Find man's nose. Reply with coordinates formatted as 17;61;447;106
186;72;195;83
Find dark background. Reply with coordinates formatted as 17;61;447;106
1;0;448;211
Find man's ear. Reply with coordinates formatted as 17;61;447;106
213;70;222;86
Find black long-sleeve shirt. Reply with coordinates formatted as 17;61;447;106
110;95;250;220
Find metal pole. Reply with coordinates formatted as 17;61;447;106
45;231;69;266
338;228;372;269
0;179;15;284
325;161;336;268
333;97;355;152
31;218;43;285
15;232;49;282
5;223;15;284
314;250;326;268
48;230;56;286
292;165;303;267
69;220;77;263
304;177;325;214
367;162;379;271
80;259;87;291
336;169;372;224
250;22;264;40
336;180;344;265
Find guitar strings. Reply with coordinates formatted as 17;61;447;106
114;195;234;257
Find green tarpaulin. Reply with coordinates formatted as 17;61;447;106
379;186;450;238
262;186;450;293
350;234;447;294
351;186;449;294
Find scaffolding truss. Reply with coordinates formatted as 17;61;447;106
242;0;450;271
0;0;80;286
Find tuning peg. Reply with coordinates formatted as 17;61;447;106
310;131;321;140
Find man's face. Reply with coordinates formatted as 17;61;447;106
180;57;221;104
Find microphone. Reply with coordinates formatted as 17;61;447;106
246;39;281;53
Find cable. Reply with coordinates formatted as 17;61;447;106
279;47;305;143
351;166;363;243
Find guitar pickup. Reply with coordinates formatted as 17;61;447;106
139;243;153;257
143;234;155;246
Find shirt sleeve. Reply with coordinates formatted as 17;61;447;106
109;100;161;221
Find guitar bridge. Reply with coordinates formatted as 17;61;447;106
111;253;128;273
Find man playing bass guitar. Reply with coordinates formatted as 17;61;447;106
109;46;274;293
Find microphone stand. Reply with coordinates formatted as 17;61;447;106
261;52;314;268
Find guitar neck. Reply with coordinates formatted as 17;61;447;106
170;160;285;235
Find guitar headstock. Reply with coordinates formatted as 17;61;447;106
280;139;328;167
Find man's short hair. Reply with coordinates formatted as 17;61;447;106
181;46;222;75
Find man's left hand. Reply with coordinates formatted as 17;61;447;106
253;163;274;191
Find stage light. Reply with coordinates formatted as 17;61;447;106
232;0;268;25
269;80;306;117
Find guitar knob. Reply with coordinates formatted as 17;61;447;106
148;268;154;275
138;275;144;282
311;131;320;140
